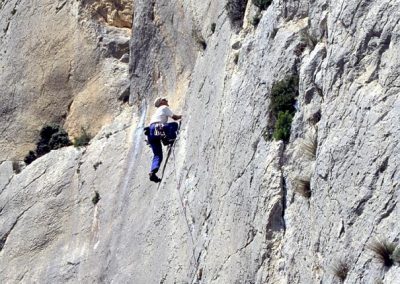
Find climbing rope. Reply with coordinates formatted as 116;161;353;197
154;123;200;279
171;143;200;281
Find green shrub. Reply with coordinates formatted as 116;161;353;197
266;75;299;142
270;75;299;115
24;151;37;165
225;0;248;32
24;124;71;165
252;0;272;10
74;128;92;147
273;111;293;142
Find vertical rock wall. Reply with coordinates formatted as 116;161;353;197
0;0;132;160
0;0;399;283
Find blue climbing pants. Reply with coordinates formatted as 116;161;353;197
163;122;179;141
148;122;179;173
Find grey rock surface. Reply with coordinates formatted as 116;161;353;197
0;0;399;283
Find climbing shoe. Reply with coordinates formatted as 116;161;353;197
149;172;161;183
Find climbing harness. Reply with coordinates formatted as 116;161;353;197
144;123;175;147
156;121;181;181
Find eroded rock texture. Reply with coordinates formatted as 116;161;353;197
83;0;133;28
0;0;132;160
0;0;399;283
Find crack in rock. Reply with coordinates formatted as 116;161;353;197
55;1;67;13
0;205;33;251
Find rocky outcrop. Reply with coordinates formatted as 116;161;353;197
83;0;133;28
0;0;132;161
0;0;399;283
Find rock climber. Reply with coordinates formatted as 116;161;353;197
146;97;182;183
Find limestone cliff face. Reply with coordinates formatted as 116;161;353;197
1;0;399;283
0;0;132;160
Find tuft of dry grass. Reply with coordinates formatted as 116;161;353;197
299;131;317;159
368;239;396;267
293;177;311;198
331;259;349;282
12;160;21;174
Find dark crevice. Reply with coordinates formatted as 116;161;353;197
23;169;48;189
2;0;21;35
211;228;257;281
55;1;67;13
278;143;287;234
377;198;396;223
118;86;130;103
379;157;389;173
354;196;370;217
280;175;287;233
0;168;48;215
0;175;13;195
338;220;345;238
3;22;10;34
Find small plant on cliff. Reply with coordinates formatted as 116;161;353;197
293;177;311;198
225;0;248;32
198;37;207;50
252;0;272;10
193;30;207;50
12;160;22;174
273;111;293;142
270;75;299;116
73;128;92;148
331;259;349;282
265;75;299;142
211;23;216;34
92;191;100;205
24;124;71;165
368;239;396;267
